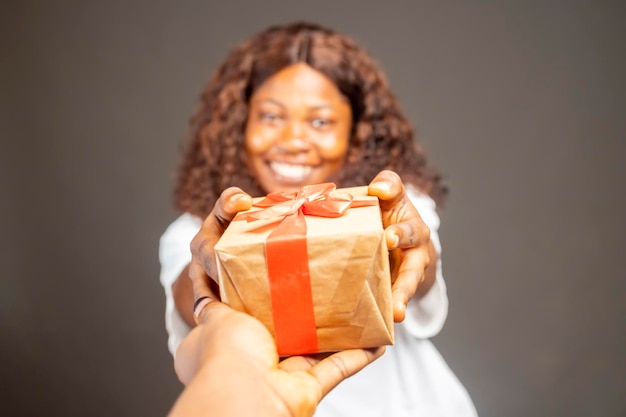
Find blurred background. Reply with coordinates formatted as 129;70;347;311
2;1;625;416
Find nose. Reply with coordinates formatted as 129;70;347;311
277;120;310;152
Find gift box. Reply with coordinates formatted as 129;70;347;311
214;183;393;356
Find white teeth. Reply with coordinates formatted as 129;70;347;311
270;162;311;180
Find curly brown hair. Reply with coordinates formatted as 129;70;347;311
175;21;448;218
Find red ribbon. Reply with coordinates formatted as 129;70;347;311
245;183;375;355
247;183;355;221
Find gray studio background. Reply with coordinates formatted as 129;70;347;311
2;1;625;416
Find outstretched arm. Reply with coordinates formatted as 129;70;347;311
169;297;384;417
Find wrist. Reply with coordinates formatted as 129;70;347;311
200;355;291;417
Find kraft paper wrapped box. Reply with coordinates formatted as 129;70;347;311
214;183;394;356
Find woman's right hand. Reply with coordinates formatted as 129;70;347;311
188;187;253;320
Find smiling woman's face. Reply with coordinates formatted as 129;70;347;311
245;63;352;194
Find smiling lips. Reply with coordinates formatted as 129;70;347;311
269;161;312;182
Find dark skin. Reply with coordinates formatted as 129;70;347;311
170;300;385;417
173;170;437;331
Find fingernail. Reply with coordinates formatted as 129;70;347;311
233;193;252;206
370;182;390;194
392;290;405;309
390;233;399;248
395;300;406;314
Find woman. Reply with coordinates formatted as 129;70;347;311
160;21;477;417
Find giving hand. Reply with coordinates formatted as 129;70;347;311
171;299;384;417
368;170;437;322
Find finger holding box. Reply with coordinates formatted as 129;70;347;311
368;170;437;322
189;187;253;322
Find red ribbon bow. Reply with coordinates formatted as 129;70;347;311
247;182;354;221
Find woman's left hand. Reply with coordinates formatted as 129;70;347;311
368;170;437;322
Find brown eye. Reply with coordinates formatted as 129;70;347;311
311;118;331;129
260;112;280;123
